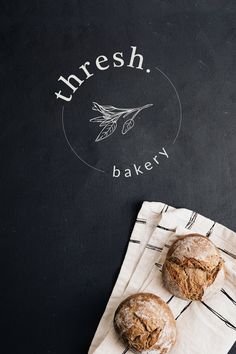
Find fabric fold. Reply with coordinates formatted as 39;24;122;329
89;202;236;354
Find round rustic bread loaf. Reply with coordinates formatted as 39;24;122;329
162;234;225;301
114;293;176;353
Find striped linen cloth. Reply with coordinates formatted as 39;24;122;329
88;202;236;354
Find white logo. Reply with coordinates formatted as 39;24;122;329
55;46;182;178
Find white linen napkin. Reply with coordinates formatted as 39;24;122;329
89;202;236;354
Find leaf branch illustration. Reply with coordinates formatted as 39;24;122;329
89;102;153;142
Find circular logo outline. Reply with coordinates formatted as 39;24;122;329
61;66;183;173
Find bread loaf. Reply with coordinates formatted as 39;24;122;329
162;234;225;301
114;293;176;353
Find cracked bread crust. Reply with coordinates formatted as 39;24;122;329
162;234;225;301
114;293;176;353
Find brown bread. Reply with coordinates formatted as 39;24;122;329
114;293;176;353
162;234;225;301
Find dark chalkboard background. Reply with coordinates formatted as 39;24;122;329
1;1;236;353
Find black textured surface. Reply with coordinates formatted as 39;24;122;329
1;1;236;353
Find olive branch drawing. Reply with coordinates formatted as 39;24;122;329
89;102;153;142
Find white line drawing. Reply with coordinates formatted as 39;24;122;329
61;66;183;173
62;106;105;173
154;67;183;144
90;102;153;142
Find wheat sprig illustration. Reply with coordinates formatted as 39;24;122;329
90;102;153;142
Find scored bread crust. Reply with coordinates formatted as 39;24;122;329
114;293;176;353
162;234;225;301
